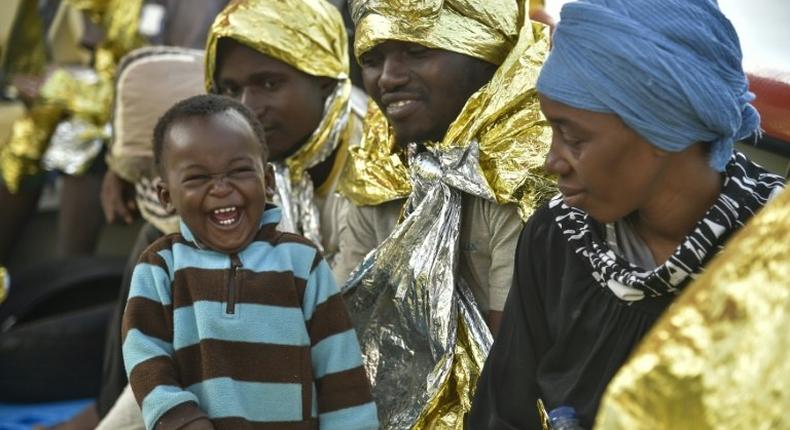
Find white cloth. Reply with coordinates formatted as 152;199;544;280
95;384;144;430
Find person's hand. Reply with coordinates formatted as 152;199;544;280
10;74;46;104
101;170;137;224
180;418;215;430
529;8;555;33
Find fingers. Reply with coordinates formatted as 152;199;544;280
101;170;137;224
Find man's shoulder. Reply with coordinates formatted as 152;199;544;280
353;198;405;214
460;193;523;224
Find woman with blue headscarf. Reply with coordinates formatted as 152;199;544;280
469;1;785;428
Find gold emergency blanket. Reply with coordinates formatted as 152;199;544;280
342;20;554;429
595;186;790;430
350;0;519;65
1;0;144;191
1;1;51;190
205;0;352;250
337;101;411;205
0;0;47;79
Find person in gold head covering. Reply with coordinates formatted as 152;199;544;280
341;0;547;336
337;0;554;427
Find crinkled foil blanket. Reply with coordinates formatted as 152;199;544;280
595;186;790;430
343;141;495;429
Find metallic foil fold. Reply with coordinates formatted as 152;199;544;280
205;0;349;86
343;141;496;429
41;118;106;175
350;0;520;65
272;162;323;251
336;100;411;206
0;0;47;80
1;104;63;192
205;0;353;246
596;186;790;430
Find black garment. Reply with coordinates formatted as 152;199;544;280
468;205;674;429
470;153;785;429
0;304;113;402
0;257;124;402
97;222;163;417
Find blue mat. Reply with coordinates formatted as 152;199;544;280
0;399;93;430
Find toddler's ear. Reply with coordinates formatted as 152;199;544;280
264;163;276;201
156;179;174;212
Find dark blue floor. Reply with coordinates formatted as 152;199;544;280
0;399;92;430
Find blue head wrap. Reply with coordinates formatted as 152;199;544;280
536;0;759;171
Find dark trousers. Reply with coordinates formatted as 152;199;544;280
0;257;125;402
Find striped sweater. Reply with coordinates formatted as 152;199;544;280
122;207;378;430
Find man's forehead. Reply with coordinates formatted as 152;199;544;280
216;38;286;75
364;39;432;55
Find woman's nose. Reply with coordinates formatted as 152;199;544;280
544;140;572;176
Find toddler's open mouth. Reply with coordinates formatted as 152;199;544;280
209;206;240;226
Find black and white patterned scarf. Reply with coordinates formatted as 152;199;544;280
550;151;785;301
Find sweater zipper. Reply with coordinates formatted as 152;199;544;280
227;254;242;314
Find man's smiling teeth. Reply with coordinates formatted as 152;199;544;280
385;99;419;118
389;100;411;108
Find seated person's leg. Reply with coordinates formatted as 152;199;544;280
95;384;143;430
56;171;105;258
0;178;44;264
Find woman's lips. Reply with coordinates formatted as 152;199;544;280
558;185;584;206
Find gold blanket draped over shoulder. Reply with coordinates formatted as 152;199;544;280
339;0;555;220
1;0;144;191
596;186;790;430
340;1;555;428
205;0;354;250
